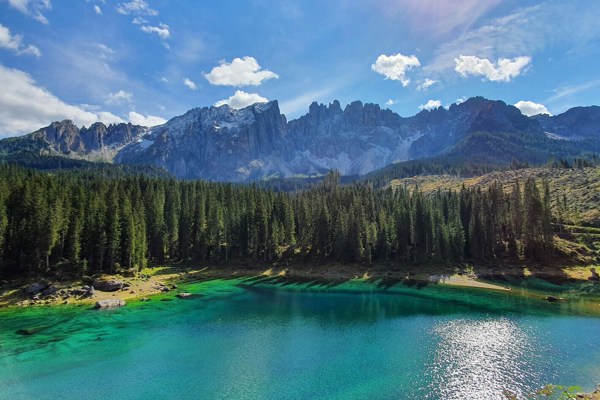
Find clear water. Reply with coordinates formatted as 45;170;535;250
1;278;599;400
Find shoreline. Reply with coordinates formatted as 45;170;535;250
1;262;599;310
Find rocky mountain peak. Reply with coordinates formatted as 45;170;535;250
3;96;600;182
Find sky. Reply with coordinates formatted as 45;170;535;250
1;0;600;137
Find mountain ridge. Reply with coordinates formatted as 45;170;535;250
2;96;599;181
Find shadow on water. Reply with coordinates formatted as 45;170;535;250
241;275;350;289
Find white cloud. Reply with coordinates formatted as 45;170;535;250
183;78;197;90
0;23;41;57
385;99;396;106
419;99;442;110
128;111;166;126
204;56;279;87
374;0;501;39
94;5;102;15
7;0;51;24
455;55;531;82
0;64;124;137
116;0;157;16
456;96;467;104
132;16;147;25
427;3;600;76
214;90;268;109
514;100;551;116
96;112;125;125
546;79;600;104
160;76;168;83
371;53;420;86
106;90;133;104
417;78;437;91
279;86;338;117
140;23;170;40
95;43;115;60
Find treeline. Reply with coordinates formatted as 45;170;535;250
0;166;554;278
0;152;172;177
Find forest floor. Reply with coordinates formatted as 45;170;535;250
1;260;599;309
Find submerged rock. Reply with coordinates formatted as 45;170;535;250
176;292;192;298
95;299;126;309
545;295;564;302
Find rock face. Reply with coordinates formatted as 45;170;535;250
95;299;126;308
116;97;600;181
116;100;420;180
116;102;289;181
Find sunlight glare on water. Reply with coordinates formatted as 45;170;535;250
426;318;542;400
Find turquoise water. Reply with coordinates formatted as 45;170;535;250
1;278;600;400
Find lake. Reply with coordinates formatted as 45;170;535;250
1;278;599;400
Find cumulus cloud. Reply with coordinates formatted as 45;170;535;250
128;111;166;126
454;55;531;82
116;0;157;16
204;57;279;87
94;5;102;15
106;90;133;104
385;99;396;106
0;64;124;136
140;23;170;40
419;99;442;110
7;0;51;24
514;100;551;116
456;96;467;104
214;90;268;109
371;53;420;86
0;23;41;57
183;78;197;90
417;78;437;91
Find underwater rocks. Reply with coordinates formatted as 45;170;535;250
95;299;126;309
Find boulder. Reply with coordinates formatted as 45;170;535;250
546;295;564;302
122;268;136;277
42;286;59;296
589;268;599;281
95;299;126;309
93;279;124;292
176;292;192;298
25;282;48;294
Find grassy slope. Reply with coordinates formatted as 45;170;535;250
390;166;600;267
390;166;600;226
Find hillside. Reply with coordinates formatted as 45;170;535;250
390;166;600;226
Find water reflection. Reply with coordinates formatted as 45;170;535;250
425;318;544;399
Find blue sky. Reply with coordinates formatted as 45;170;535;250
1;0;599;137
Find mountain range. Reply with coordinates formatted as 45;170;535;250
1;96;599;181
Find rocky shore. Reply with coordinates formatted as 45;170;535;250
1;262;599;310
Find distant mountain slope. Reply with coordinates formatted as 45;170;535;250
389;166;600;227
0;120;147;161
1;97;600;181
